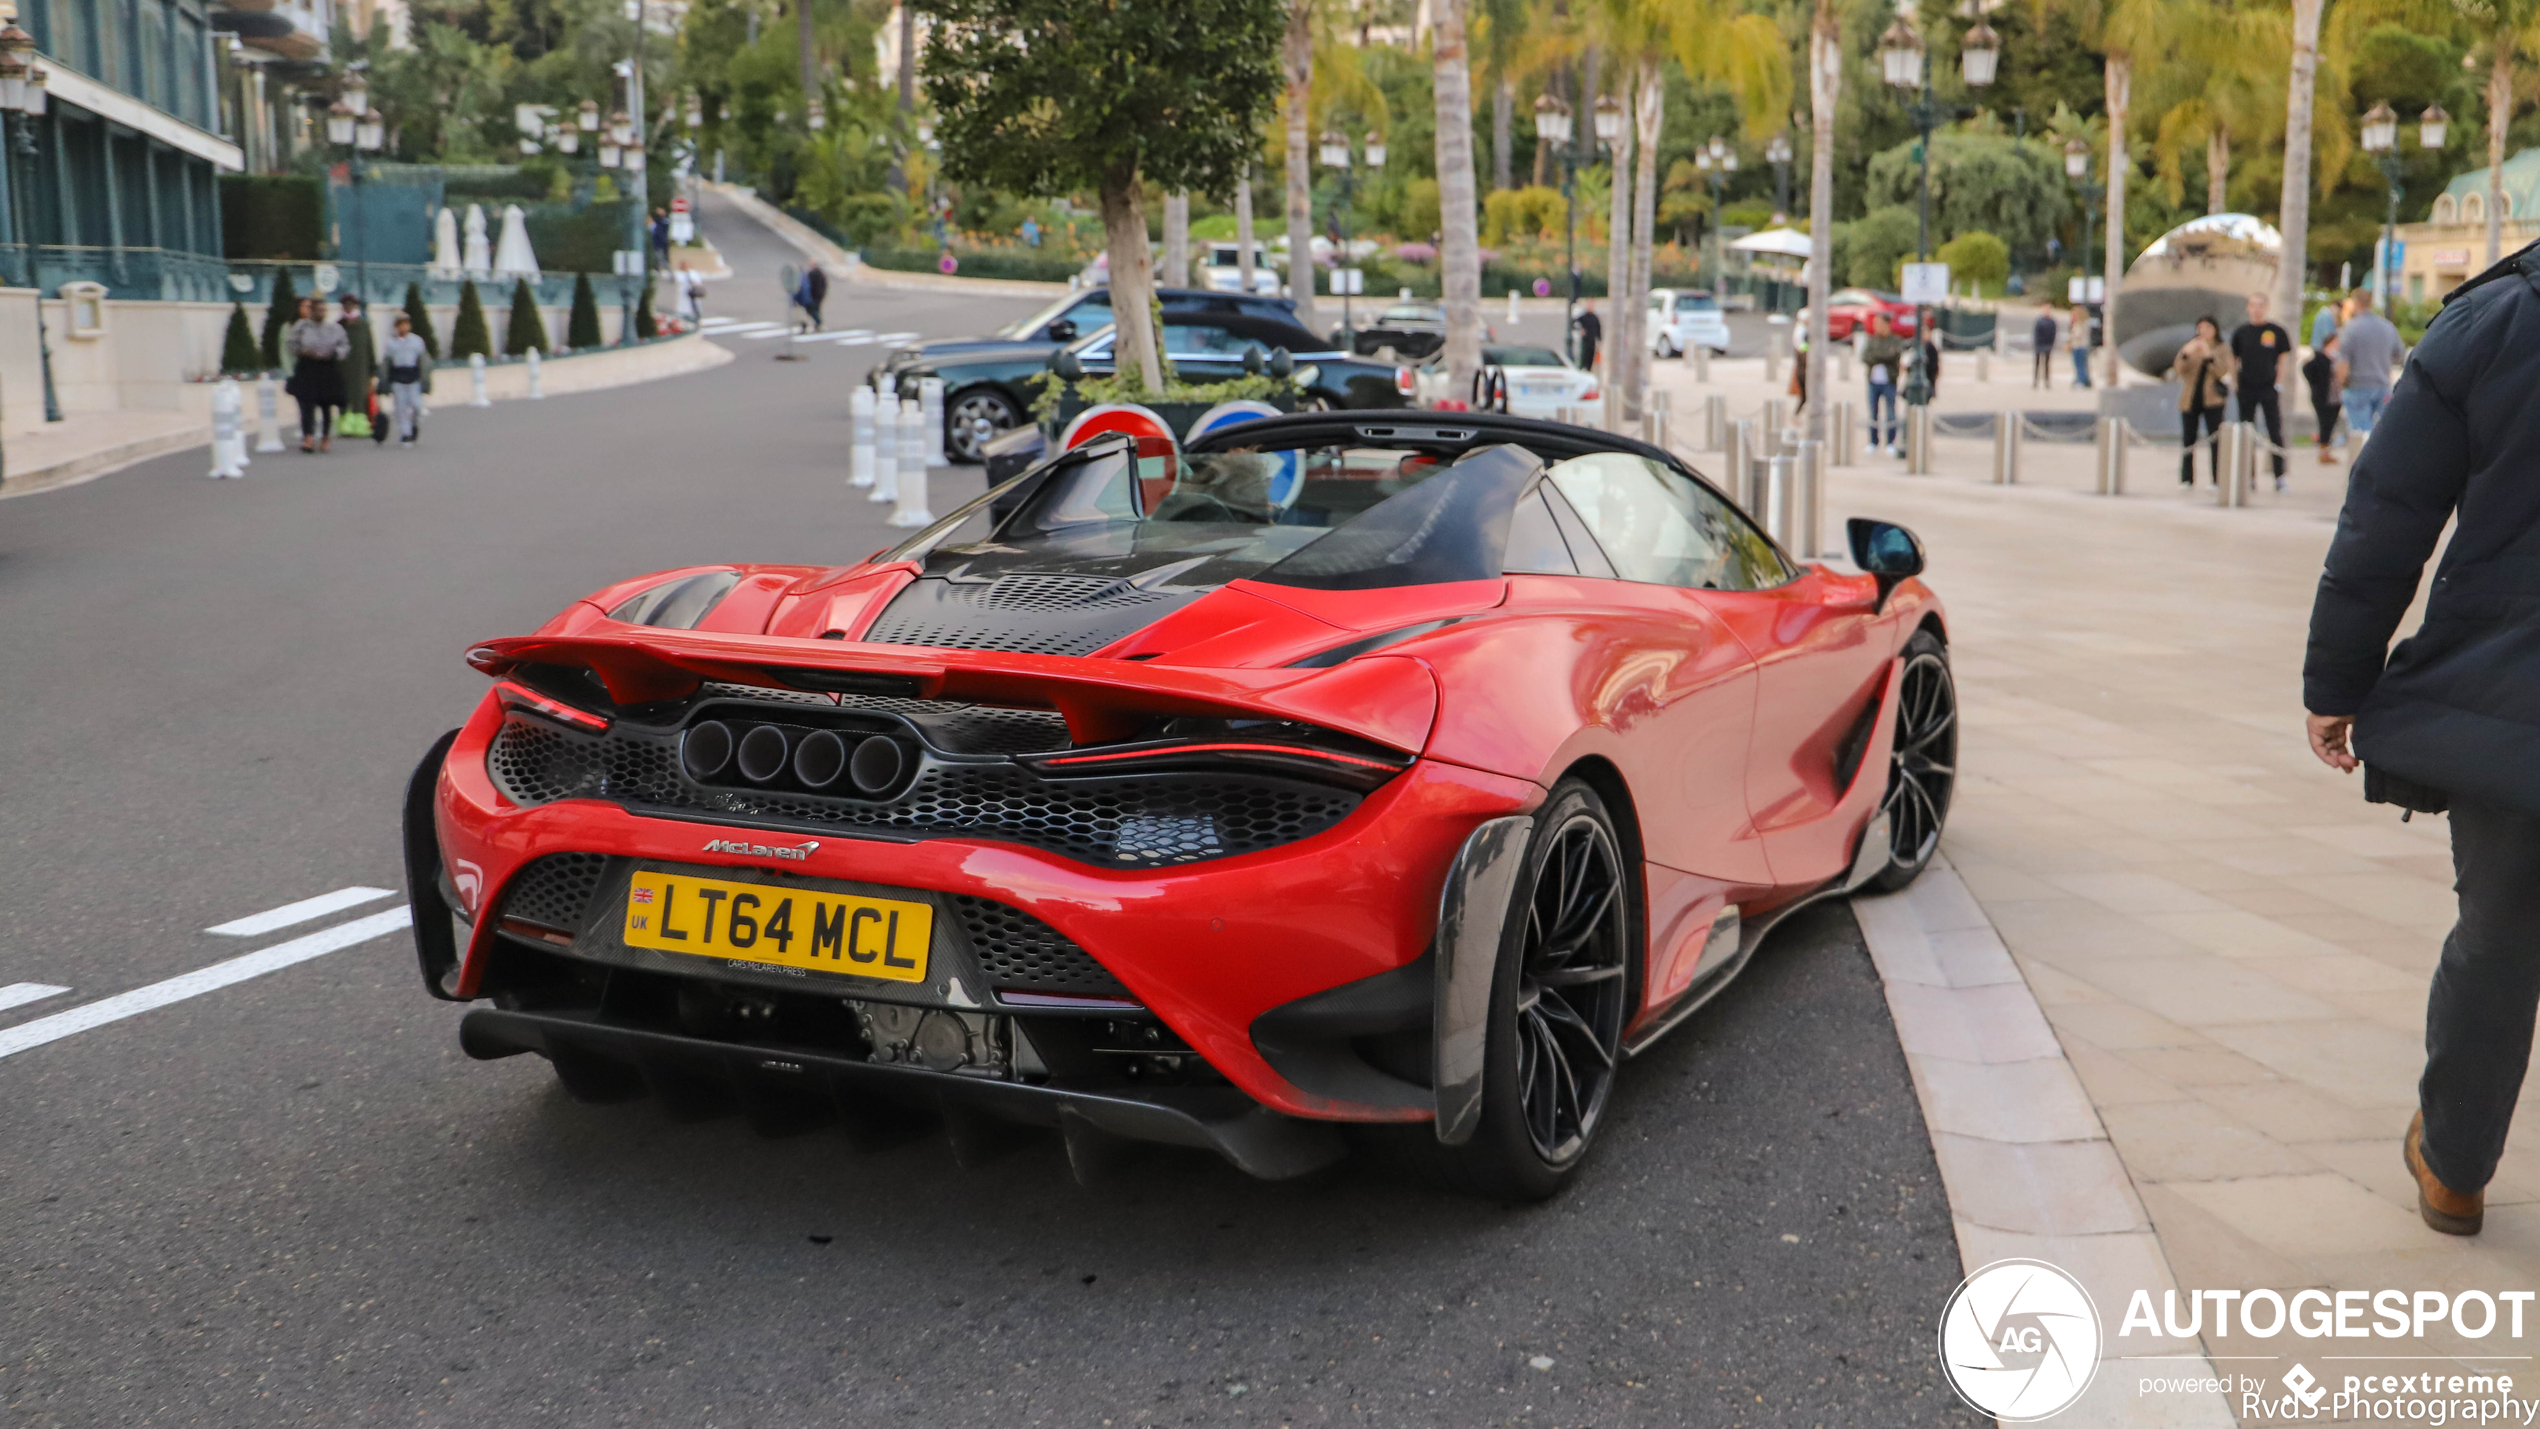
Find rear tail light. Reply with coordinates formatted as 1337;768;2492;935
1395;365;1416;397
494;678;610;733
1021;732;1411;793
1580;384;1601;401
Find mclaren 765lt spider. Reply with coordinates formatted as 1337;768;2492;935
405;412;1952;1200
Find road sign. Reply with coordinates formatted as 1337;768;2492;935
1900;262;1951;304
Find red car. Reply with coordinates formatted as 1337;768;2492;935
1802;287;1922;341
404;413;1952;1200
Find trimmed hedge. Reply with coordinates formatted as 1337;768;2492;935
451;280;491;359
860;246;1083;283
504;277;549;355
526;203;637;278
221;303;261;374
221;175;322;260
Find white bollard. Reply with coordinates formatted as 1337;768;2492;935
527;347;544;399
208;378;247;478
469;352;490;407
920;377;946;466
254;374;284;452
849;386;877;487
871;399;900;504
1507;289;1520;325
899;397;925;488
1692;344;1709;383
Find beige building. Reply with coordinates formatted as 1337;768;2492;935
2394;148;2540;302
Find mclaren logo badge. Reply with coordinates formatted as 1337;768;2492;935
702;837;821;862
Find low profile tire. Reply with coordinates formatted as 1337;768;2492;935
946;387;1021;464
1865;630;1957;892
1438;780;1638;1201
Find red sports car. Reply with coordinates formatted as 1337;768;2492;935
1801;287;1922;341
404;413;1952;1200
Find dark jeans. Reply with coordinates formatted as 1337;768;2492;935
2420;800;2540;1193
2033;349;2052;387
295;395;338;442
1867;381;1898;446
2180;404;2224;484
2237;386;2285;476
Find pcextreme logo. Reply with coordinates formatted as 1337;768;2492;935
1938;1259;2102;1421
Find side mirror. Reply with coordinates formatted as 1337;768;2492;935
1047;319;1077;342
1846;518;1925;612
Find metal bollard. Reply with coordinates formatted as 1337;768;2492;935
1765;453;1795;547
872;399;900;503
1839;399;1859;466
526;347;544;399
208;378;246;478
1976;350;1990;384
1702;393;1726;451
1724;419;1752;513
469;352;489;407
1507;289;1520;325
892;400;935;528
920;377;947;466
2222;422;2253;508
2095;416;2128;495
1692;343;1709;383
255;374;284;452
1795;438;1824;558
1992;410;2020;485
1643;389;1671;449
850;387;878;487
1763;339;1781;386
1906;404;1932;474
1760;400;1786;457
1835;346;1852;383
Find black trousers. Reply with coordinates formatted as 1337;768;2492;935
2032;349;2052;387
2420;800;2540;1193
2237;387;2286;476
2180;404;2224;484
2311;391;2341;448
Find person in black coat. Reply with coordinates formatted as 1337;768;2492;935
2305;238;2540;1238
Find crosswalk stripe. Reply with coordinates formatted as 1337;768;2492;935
0;984;70;1013
208;886;396;937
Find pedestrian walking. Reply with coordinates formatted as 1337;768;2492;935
1574;299;1602;371
2229;291;2293;489
2172;315;2235;486
1862;313;1903;455
2302;237;2540;1239
675;259;705;325
650;208;672;266
381;312;430;448
796;264;829;332
2337;287;2404;445
283;296;348;453
2303;332;2343;464
1790;329;1809;414
2070;302;2094;387
339;294;378;443
2032;301;2057;389
1916;335;1940;397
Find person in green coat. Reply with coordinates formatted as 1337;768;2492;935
338;294;376;439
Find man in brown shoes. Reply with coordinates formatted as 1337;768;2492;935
2407;1112;2484;1235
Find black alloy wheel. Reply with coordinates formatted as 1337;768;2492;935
947;388;1021;463
1868;630;1956;892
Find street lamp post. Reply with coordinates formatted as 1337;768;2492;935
0;17;55;421
1694;136;1737;299
326;74;385;307
1318;129;1384;345
2063;138;2099;327
1765;131;1792;221
2360;101;2448;309
1533;95;1579;362
1881;13;1996;407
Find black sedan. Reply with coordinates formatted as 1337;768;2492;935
879;310;1417;463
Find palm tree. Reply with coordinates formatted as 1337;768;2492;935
2274;0;2326;326
1285;0;1319;332
1438;0;1488;405
2454;0;2540;265
1478;0;1531;189
2144;5;2285;215
1804;0;1837;447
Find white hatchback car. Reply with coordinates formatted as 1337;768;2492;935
1420;343;1599;420
1648;287;1731;357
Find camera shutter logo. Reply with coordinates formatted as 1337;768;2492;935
1938;1258;2101;1420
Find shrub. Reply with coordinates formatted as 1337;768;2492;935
634;279;657;339
400;281;440;358
503;277;549;355
221;175;322;259
1846;204;1919;289
451;280;491;359
1936;230;2011;290
1483;186;1566;246
260;267;299;369
1399;177;1442;240
525;204;631;277
567;272;603;349
221;303;261;374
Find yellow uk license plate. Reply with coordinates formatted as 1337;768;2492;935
622;871;932;983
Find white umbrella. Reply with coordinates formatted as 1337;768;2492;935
1728;226;1815;259
492;204;541;282
462;204;492;278
430;206;462;278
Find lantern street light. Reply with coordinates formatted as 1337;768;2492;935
1765;131;1793;220
806;96;825;132
579;99;601;131
1695;136;1737;294
1320;129;1383;343
325;77;386;309
2360;100;2448;308
2064;137;2101;326
685;90;703;128
1882;7;1996;408
0;19;57;420
1534;93;1590;363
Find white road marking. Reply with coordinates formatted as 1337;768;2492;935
0;907;414;1061
0;983;70;1012
790;331;842;343
706;323;784;337
207;885;395;937
874;332;919;344
697;316;745;327
740;328;802;340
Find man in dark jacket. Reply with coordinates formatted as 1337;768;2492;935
2304;238;2540;1238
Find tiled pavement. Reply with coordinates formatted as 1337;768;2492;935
1654;363;2527;1425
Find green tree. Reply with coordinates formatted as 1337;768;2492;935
221;303;262;375
503;277;549;355
260;268;299;370
567;272;603;348
1845;204;1918;288
1936;230;2011;290
635;278;657;339
1863;131;2074;266
400;280;440;358
916;0;1285;391
451;279;492;358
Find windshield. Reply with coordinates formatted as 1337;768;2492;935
1486;345;1567;368
1001;291;1105;339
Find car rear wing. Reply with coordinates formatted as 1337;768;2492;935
465;628;1438;754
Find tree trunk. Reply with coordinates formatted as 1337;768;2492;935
897;1;914;111
2207;125;2228;215
1625;59;1660;426
1163;192;1190;290
2272;0;2320;332
1602;78;1633;430
1101;169;1164;392
1805;1;1836;449
799;0;818;104
1493;76;1513;191
1435;0;1485;407
1285;0;1318;331
1236;172;1257;294
2104;50;2129;390
2491;38;2512;267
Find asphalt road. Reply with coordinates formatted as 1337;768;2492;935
0;193;1977;1428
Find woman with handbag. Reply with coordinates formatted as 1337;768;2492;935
2172;315;2235;486
282;296;349;453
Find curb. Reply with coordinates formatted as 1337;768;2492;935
1852;858;2236;1426
0;424;206;500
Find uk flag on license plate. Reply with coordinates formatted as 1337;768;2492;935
632;887;656;904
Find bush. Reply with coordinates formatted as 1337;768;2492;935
504;277;549;355
221;303;261;374
525;204;634;277
451;280;491;359
1846;205;1919;289
568;272;603;349
1399;177;1442;240
400;281;440;358
260;267;299;369
635;279;656;340
221;175;322;260
1483;186;1565;246
860;246;1085;282
1936;231;2011;290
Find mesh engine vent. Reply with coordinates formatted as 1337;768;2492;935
500;853;609;931
860;576;1193;659
857;620;1121;658
952;895;1128;996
